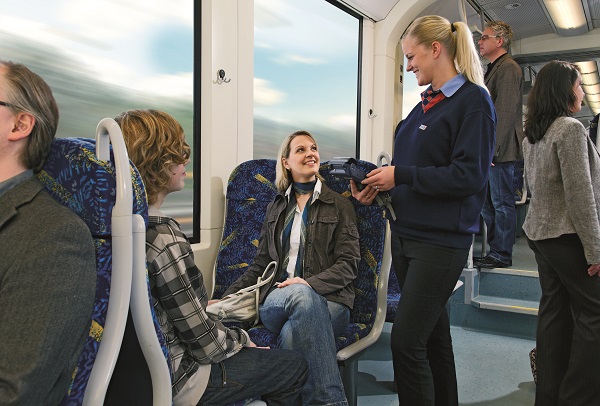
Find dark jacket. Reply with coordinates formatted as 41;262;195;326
223;182;360;309
0;175;96;405
485;53;524;163
392;79;496;249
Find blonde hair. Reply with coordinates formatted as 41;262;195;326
115;109;190;205
402;15;485;88
275;130;323;192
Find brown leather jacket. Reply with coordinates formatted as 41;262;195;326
223;182;360;309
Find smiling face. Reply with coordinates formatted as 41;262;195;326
282;135;320;183
402;36;434;87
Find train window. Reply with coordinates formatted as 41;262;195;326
254;0;360;160
0;1;194;236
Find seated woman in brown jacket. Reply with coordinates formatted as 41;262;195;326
218;130;360;406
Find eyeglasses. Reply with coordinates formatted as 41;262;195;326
0;101;15;108
480;35;501;41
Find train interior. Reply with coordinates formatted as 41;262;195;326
353;0;598;404
3;0;600;404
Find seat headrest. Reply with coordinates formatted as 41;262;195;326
226;159;278;201
39;137;148;236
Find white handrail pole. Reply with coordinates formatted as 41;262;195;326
83;119;133;405
131;214;172;405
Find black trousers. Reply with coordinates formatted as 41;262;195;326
390;235;468;406
528;234;600;406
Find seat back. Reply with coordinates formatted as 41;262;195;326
317;161;387;349
39;134;169;405
514;159;526;205
386;266;400;322
214;159;388;348
213;159;279;299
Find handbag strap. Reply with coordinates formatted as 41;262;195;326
235;261;278;293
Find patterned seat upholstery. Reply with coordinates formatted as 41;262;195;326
39;137;168;405
386;266;401;322
213;159;279;300
514;158;525;203
214;159;389;405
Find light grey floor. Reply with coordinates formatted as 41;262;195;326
356;229;538;405
356;323;536;405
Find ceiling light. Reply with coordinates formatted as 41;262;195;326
577;61;597;74
542;0;588;36
575;61;600;115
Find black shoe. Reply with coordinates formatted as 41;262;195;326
474;256;511;269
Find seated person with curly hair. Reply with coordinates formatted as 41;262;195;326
116;109;307;406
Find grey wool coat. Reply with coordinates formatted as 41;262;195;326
523;116;600;264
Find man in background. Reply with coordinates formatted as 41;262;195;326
0;60;96;404
475;21;524;269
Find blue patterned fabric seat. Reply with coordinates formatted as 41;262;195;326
514;158;525;203
39;137;168;405
386;266;400;322
214;159;389;405
213;159;279;300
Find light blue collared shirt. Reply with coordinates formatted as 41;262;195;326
437;73;467;98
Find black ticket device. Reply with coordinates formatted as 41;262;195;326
329;157;397;220
329;157;367;189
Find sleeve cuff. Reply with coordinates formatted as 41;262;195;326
394;165;411;186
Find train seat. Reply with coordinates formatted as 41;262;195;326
213;158;391;406
39;122;170;405
386;267;401;322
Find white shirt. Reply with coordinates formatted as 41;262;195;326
283;178;322;278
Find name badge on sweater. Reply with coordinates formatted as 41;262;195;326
419;124;427;130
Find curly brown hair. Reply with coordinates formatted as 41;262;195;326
115;109;190;205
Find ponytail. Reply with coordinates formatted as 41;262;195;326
452;21;485;88
403;16;485;88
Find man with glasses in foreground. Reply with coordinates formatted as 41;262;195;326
0;60;96;404
475;21;524;269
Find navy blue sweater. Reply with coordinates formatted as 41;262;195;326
390;80;496;248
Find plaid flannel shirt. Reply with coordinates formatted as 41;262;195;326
146;215;248;396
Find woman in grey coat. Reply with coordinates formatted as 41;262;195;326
523;60;600;406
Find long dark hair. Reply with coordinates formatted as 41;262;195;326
524;60;581;144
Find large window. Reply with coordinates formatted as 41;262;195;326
253;0;360;161
0;0;194;234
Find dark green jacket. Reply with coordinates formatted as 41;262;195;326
223;182;360;309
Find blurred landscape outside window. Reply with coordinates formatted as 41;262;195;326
0;0;194;234
254;0;359;160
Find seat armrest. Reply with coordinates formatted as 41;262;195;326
337;228;391;361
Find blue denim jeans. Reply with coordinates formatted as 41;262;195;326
199;347;308;405
259;284;349;406
482;161;516;263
